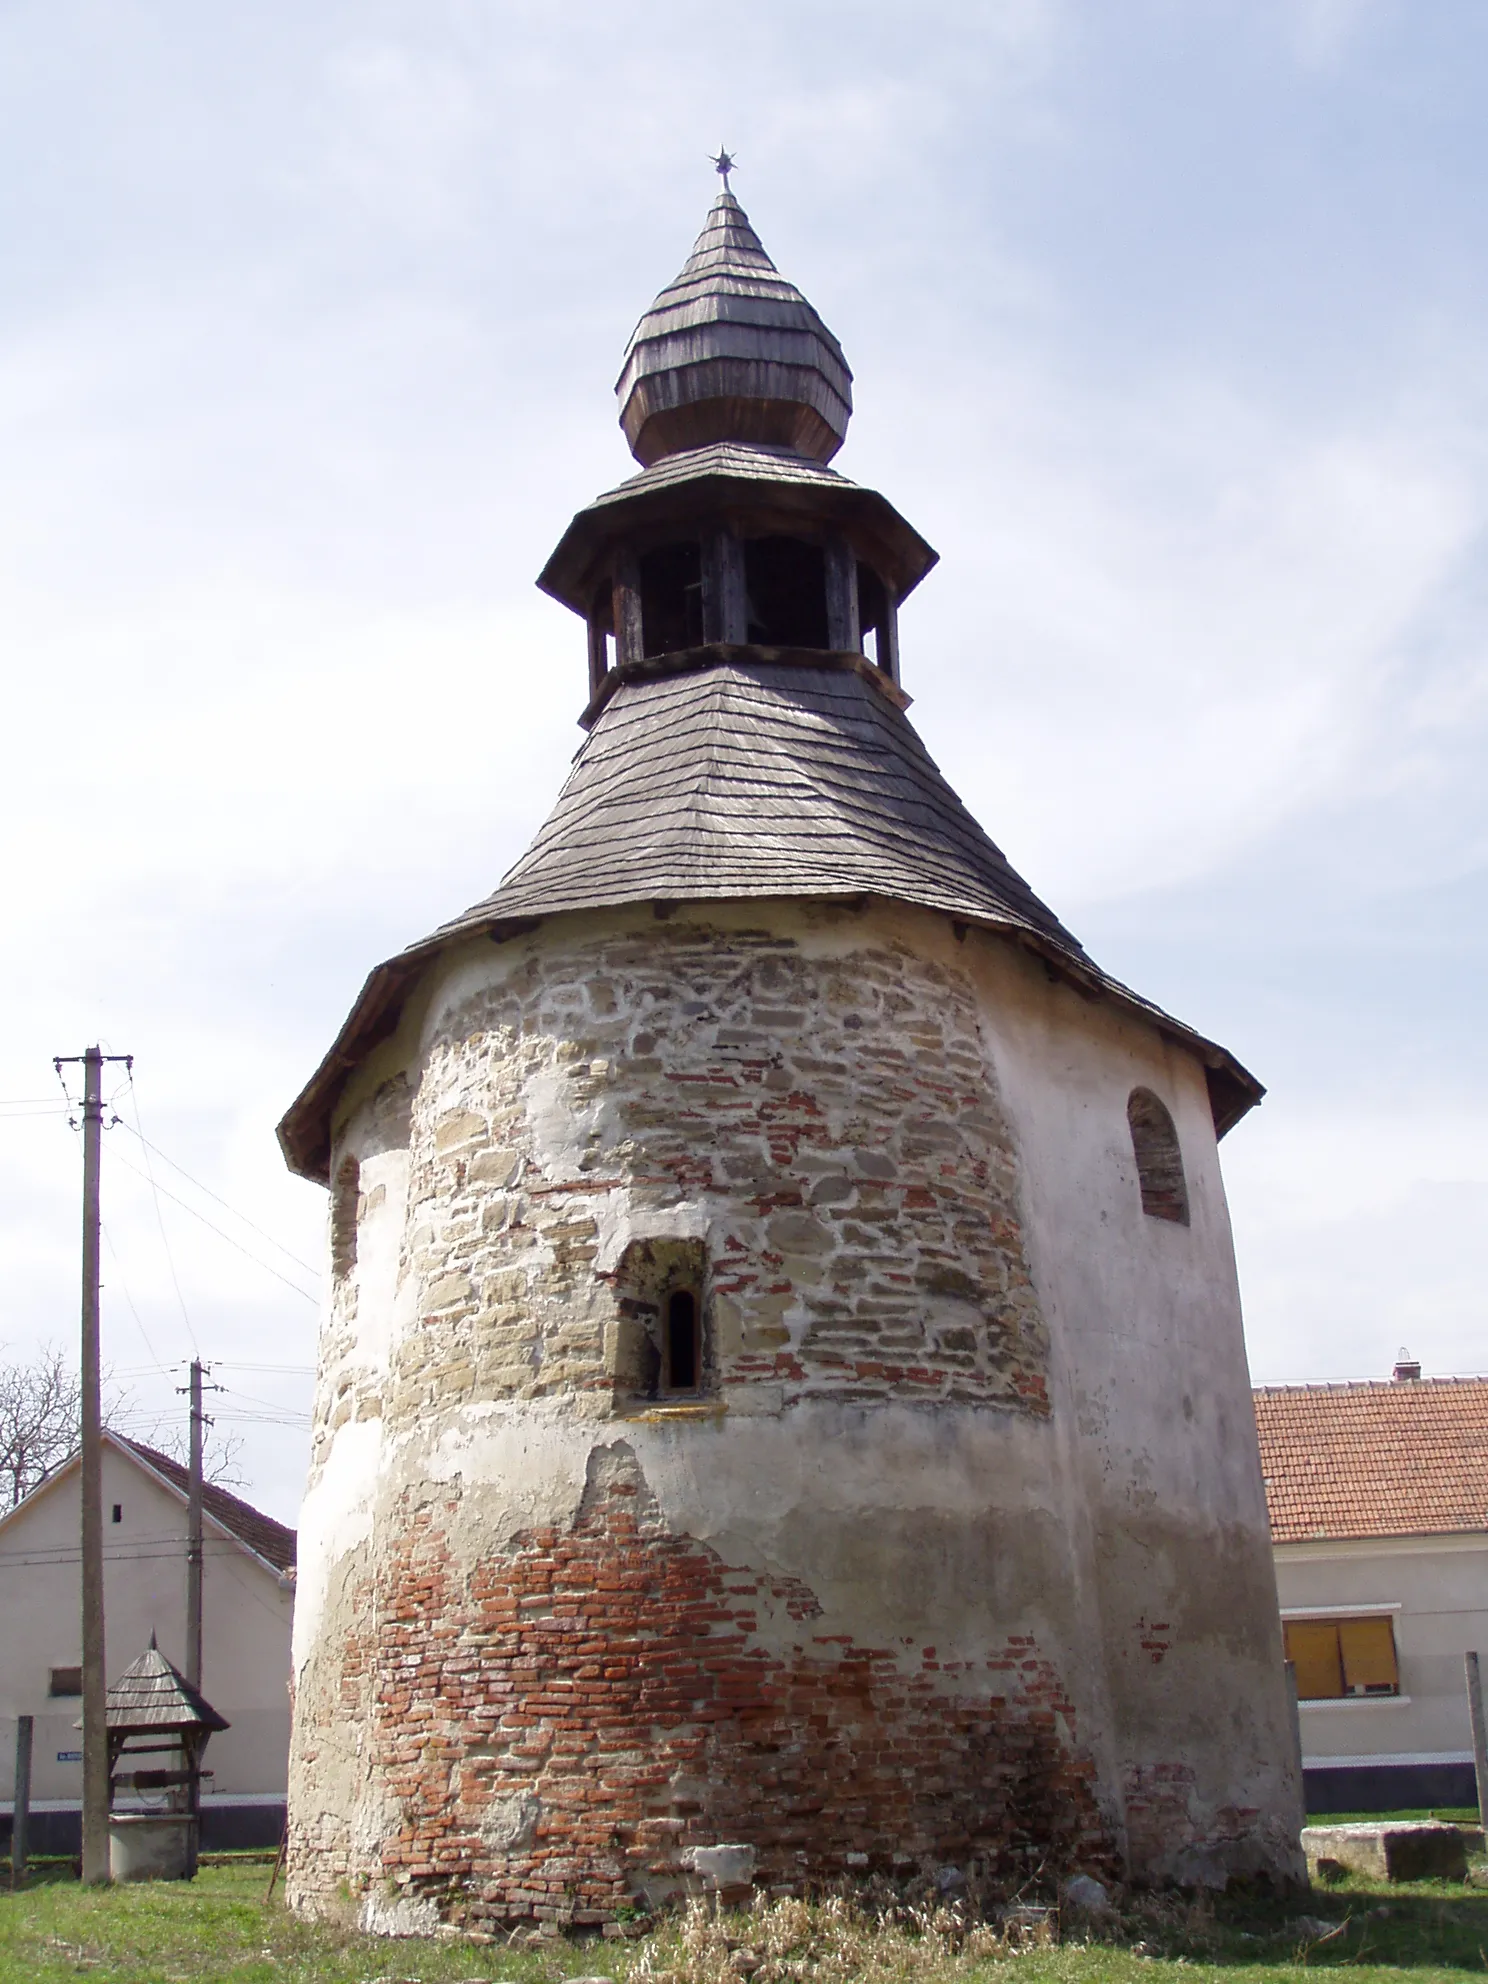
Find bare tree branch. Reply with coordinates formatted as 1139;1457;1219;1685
143;1421;249;1491
0;1343;82;1509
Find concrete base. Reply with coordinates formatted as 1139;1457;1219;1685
1302;1822;1468;1884
108;1813;198;1882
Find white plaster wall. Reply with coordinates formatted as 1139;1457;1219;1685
962;927;1300;1868
1274;1536;1488;1768
0;1442;293;1805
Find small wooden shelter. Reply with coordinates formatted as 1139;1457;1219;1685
94;1633;229;1880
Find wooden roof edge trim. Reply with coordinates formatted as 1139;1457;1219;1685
277;950;438;1184
536;468;938;614
1000;927;1264;1139
280;888;1261;1184
578;644;912;730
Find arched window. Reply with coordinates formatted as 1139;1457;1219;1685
1127;1089;1189;1225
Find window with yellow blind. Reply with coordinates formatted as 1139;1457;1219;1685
1283;1615;1399;1699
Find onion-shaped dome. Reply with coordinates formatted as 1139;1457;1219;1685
615;191;853;467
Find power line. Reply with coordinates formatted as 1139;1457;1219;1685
107;1145;318;1307
122;1076;200;1357
113;1121;322;1279
100;1224;169;1375
213;1361;315;1376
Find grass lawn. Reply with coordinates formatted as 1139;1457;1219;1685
2;1860;1487;1984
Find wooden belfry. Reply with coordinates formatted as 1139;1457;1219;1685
94;1634;229;1880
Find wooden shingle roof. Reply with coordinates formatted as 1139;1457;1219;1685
1254;1378;1488;1542
104;1637;229;1733
438;659;1083;944
615;191;853;465
276;655;1265;1182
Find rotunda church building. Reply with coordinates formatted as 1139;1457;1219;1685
279;186;1304;1930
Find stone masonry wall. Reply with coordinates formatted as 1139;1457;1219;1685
289;913;1098;1923
383;918;1048;1425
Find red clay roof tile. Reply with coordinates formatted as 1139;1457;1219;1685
1253;1378;1488;1542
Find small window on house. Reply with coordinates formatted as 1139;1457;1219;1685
330;1155;360;1280
665;1289;701;1392
49;1666;83;1697
1284;1615;1400;1699
744;536;829;649
640;540;703;657
1127;1087;1190;1224
111;1503;122;1524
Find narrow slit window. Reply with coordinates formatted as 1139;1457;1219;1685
665;1289;700;1392
1284;1616;1399;1699
111;1503;122;1524
1127;1088;1189;1225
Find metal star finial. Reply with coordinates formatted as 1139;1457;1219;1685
710;148;737;193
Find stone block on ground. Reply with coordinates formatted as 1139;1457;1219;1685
1301;1822;1467;1884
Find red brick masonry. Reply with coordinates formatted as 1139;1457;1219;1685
366;1444;1110;1926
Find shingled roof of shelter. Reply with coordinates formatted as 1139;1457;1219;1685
102;1636;229;1733
1253;1377;1488;1542
123;1438;297;1573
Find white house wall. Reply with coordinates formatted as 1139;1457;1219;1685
0;1441;293;1806
1274;1534;1488;1772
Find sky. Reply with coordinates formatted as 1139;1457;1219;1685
1;0;1483;1523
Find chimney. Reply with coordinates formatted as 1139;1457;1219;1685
1392;1347;1422;1382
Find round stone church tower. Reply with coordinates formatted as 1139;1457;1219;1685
279;185;1304;1930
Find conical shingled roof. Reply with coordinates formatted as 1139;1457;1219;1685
100;1636;229;1734
440;661;1082;948
616;192;853;466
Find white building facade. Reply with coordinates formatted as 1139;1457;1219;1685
1257;1372;1488;1813
0;1432;295;1851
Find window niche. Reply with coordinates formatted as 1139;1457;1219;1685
1127;1088;1189;1225
610;1236;709;1401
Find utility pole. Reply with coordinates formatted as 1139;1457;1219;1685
184;1359;208;1689
55;1044;131;1886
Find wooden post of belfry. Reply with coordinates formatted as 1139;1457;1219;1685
78;1046;111;1884
11;1716;33;1885
1466;1653;1488;1833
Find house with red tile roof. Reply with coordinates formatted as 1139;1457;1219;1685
0;1430;294;1855
1254;1358;1488;1813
